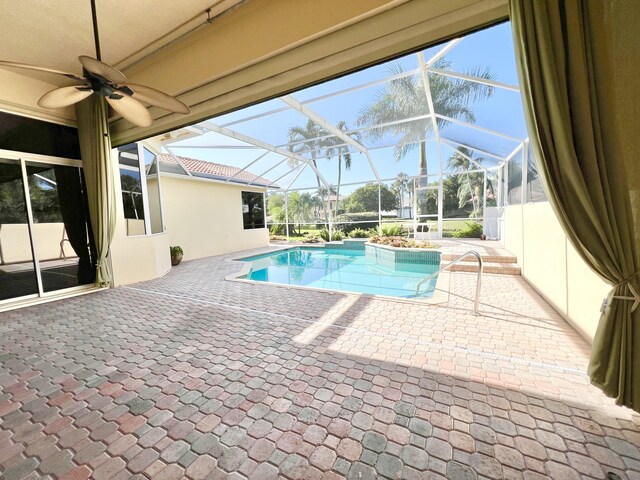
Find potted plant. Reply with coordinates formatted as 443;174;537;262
170;246;183;266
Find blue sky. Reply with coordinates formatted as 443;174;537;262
170;22;527;194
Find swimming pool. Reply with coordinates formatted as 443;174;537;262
239;246;440;298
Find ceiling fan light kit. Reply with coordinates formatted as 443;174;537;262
0;1;190;127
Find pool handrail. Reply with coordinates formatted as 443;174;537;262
415;250;483;314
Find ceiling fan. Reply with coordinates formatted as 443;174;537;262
0;0;190;128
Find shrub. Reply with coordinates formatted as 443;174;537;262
369;236;439;249
319;228;330;242
348;228;375;238
452;221;483;238
332;229;345;241
170;246;183;257
319;227;345;241
381;223;405;237
335;212;379;234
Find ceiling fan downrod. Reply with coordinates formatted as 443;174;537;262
90;0;102;61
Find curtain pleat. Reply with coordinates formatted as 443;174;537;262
75;96;116;287
510;0;639;411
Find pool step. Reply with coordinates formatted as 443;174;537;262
441;253;521;275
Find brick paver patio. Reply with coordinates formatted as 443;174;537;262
1;247;639;479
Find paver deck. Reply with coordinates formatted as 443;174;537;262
1;246;639;479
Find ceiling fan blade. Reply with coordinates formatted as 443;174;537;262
121;83;190;114
79;56;126;84
38;86;93;109
106;95;152;127
0;60;85;82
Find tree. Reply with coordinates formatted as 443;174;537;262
317;185;337;219
288;192;315;234
287;120;331;223
324;121;362;219
391;172;410;215
266;192;287;234
356;58;495;212
343;183;397;213
446;147;494;218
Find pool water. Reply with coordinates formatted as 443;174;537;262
240;247;439;298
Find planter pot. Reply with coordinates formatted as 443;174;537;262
171;254;183;266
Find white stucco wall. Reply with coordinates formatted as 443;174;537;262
159;175;269;261
504;202;610;342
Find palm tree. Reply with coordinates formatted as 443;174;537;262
447;147;493;218
323;121;362;220
317;185;337;218
287;120;331;223
357;58;495;212
392;172;410;215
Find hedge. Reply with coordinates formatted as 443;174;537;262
334;212;379;234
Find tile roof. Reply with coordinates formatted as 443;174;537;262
157;154;273;187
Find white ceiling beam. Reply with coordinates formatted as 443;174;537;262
199;120;332;190
434;113;525;143
440;138;505;161
220;105;290;128
167;144;261;149
443;144;487;172
267;163;303;188
224;151;271;183
427;67;520;92
425;38;463;66
280;95;380;183
504;141;526;162
286;163;308;191
164;147;194;176
247;158;289;186
417;51;441;139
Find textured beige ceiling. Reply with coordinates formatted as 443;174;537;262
0;0;241;85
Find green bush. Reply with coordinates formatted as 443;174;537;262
319;227;345;241
452;222;483;238
348;228;375;238
381;223;405;237
319;228;330;241
332;229;345;241
335;212;379;234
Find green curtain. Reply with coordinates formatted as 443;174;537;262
76;95;116;287
510;1;639;410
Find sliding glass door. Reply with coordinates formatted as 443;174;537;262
0;156;96;304
0;159;39;300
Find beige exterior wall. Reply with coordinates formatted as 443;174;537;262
504;202;610;342
110;151;171;287
0;223;75;264
159;175;269;261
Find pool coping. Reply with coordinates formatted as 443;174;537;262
224;244;451;306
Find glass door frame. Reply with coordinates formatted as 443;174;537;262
0;148;98;309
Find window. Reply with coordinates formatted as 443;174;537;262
526;144;547;203
242;191;265;229
507;150;523;205
117;144;164;235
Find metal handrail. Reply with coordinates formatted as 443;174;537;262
415;250;483;314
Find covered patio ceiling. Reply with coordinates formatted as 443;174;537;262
158;23;528;193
